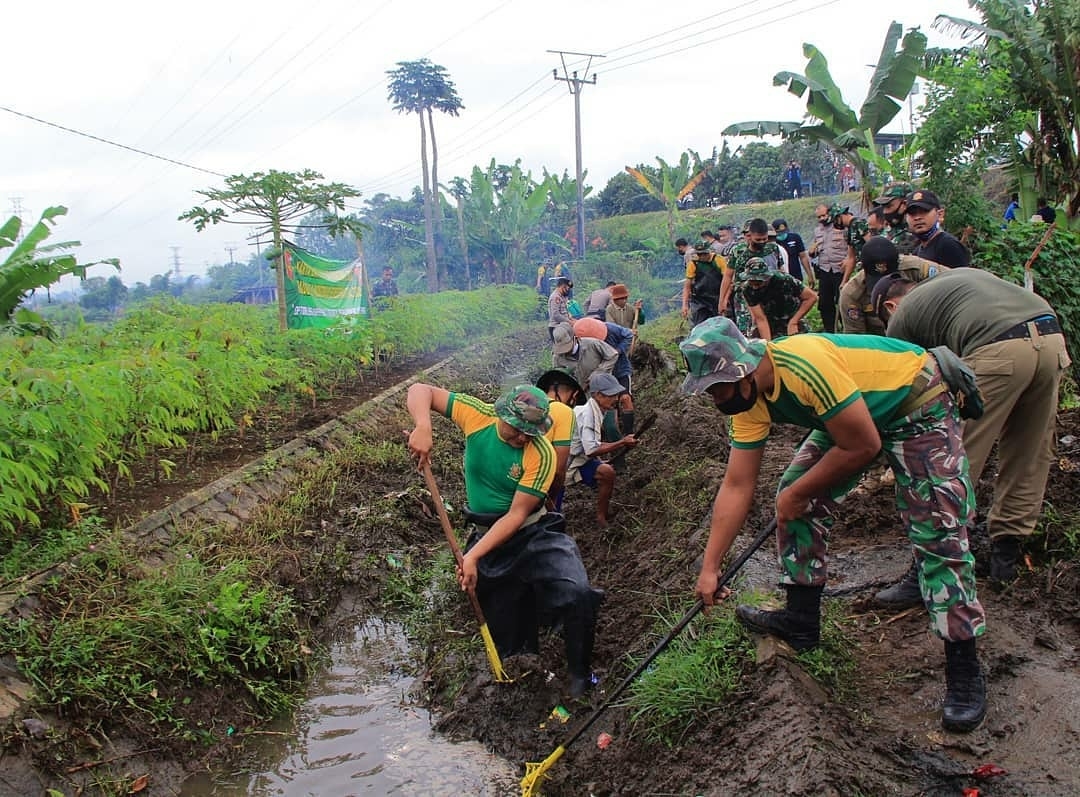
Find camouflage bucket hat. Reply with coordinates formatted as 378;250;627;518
873;182;913;205
745;257;774;281
678;317;766;395
827;202;849;222
494;385;553;436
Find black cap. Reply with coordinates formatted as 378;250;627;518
861;237;900;278
905;190;942;211
870;272;906;319
772;219;788;232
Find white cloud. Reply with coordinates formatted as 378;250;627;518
4;0;973;284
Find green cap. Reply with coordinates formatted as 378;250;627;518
745;257;775;281
494;385;553;436
827;202;849;222
873;182;913;205
678;317;766;395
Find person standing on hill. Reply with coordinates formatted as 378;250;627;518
679;316;988;733
873;268;1070;596
1003;193;1020;225
548;276;573;341
784;160;803;198
406;381;601;697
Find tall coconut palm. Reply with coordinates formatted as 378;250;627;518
386;59;464;291
723;21;926;209
934;0;1080;220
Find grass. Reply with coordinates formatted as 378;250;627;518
623;590;859;747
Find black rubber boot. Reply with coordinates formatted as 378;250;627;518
874;558;923;609
735;585;822;652
619;410;635;436
990;535;1021;584
563;591;598;698
942;639;987;732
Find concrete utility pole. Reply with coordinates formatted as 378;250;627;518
224;244;238;266
170;246;182;277
549;50;604;259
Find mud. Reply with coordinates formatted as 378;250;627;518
4;325;1079;796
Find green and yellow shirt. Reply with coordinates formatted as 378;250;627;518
447;393;556;513
729;334;928;449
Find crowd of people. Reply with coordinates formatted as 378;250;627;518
405;183;1070;736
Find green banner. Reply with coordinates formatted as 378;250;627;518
282;244;369;329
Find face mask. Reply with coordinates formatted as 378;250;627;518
833;218;845;230
885;212;904;226
776;232;788;241
819;218;831;226
716;377;758;415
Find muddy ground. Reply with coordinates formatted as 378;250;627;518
4;325;1080;796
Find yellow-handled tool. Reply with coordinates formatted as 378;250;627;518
422;463;511;683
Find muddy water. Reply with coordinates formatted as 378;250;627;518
180;615;518;796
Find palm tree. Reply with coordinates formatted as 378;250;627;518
625;152;709;243
723;21;926;209
386;59;464;291
934;0;1080;220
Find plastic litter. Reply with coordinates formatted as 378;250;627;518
597;732;613;750
972;763;1008;778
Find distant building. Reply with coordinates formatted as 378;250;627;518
228;286;277;305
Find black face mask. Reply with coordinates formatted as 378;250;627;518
885;211;905;227
716;378;759;415
819;218;831;226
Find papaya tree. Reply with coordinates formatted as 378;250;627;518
723;21;926;209
625;151;709;242
179;169;363;331
1;206;118;338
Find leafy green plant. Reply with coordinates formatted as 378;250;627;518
624;601;754;747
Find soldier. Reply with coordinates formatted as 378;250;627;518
838;237;948;335
742;258;817;341
873;182;918;254
679;316;988;733
720;218;784;336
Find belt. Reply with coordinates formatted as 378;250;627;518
989;315;1060;343
894;365;947;419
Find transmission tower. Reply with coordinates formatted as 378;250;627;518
170;246;182;277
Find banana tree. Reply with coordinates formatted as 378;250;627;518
723;21;927;209
625;151;709;243
1;206;119;338
934;0;1080;220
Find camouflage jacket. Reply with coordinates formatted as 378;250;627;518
743;272;810;338
726;242;783;335
838;255;949;335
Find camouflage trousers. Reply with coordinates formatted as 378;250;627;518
775;361;986;642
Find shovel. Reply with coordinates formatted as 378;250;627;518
421;463;511;683
520;518;778;796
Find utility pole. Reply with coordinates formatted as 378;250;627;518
549;49;604;259
224;244;238;266
9;197;26;243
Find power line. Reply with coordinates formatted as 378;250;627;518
1;105;226;178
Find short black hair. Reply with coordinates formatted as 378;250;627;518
701;230;715;239
747;218;769;235
675;237;689;247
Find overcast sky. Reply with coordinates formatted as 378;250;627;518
3;0;975;285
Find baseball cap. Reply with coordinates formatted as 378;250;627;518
772;219;789;232
494;385;553;437
678;317;766;395
860;237;900;288
905;190;942;211
873;182;913;205
552;322;576;355
869;271;905;319
588;372;625;396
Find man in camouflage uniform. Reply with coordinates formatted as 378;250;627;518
679;316;987;733
874;181;919;254
742;258;818;340
720;218;783;336
838;237;948;335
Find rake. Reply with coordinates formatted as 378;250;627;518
520;518;778;796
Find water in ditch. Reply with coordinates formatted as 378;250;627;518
179;612;518;796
